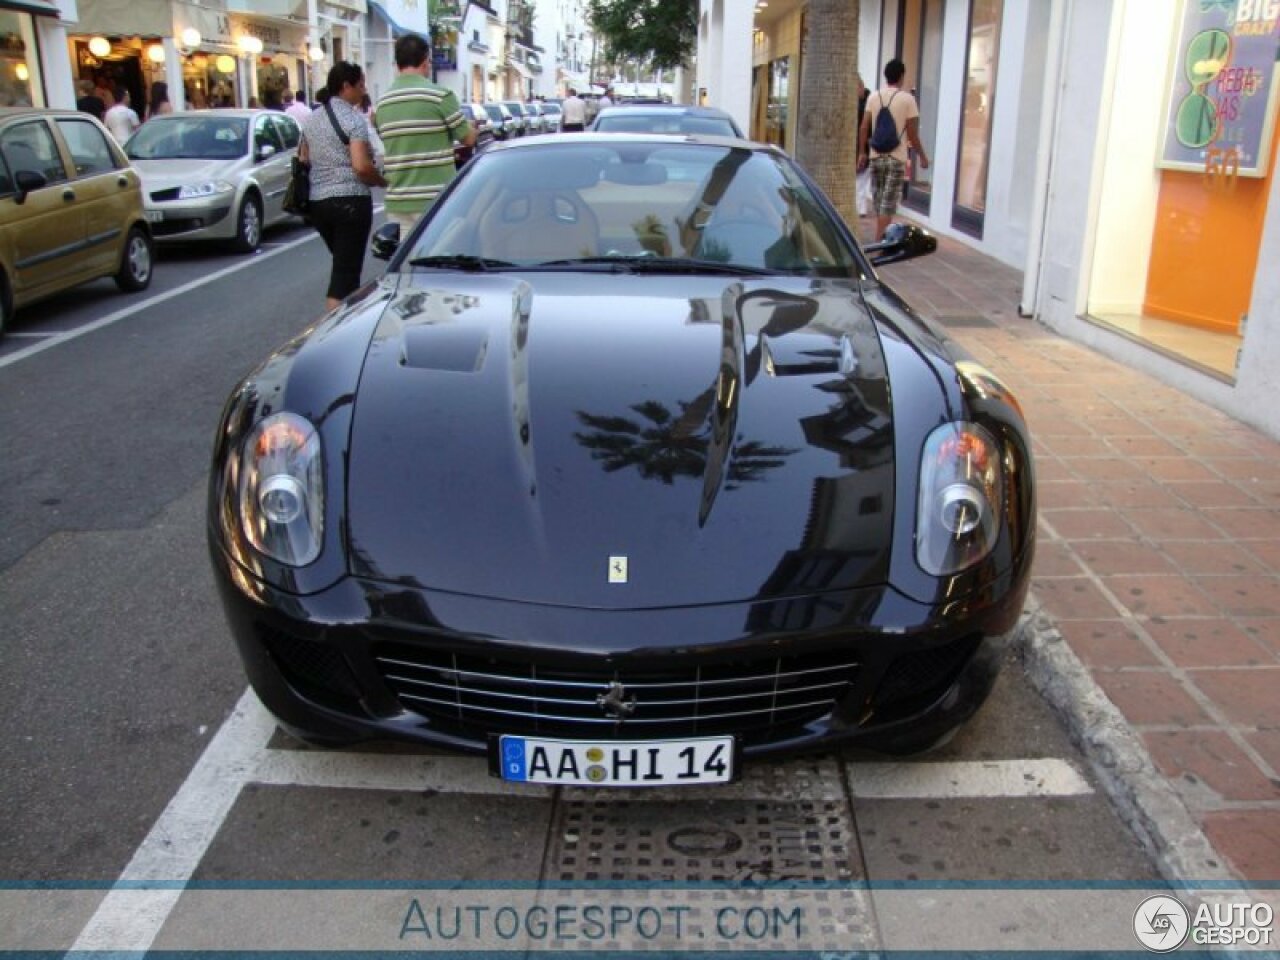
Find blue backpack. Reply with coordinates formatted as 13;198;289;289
869;92;901;153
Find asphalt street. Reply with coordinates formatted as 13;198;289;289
0;220;1172;954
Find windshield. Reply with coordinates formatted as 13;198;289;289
405;141;859;277
483;105;504;122
595;113;738;137
126;117;249;160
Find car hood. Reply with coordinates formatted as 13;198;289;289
133;157;245;191
345;273;896;608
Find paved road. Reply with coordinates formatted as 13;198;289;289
0;230;1168;954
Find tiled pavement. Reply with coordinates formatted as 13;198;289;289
873;225;1280;884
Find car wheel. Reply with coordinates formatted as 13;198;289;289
114;226;154;293
232;194;263;254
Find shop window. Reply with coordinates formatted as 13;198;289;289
766;57;790;150
902;0;945;213
952;0;1002;237
0;12;34;108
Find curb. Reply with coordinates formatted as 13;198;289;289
1013;595;1240;887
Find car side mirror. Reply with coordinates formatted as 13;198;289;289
865;223;937;267
13;169;47;205
371;222;400;261
256;144;277;162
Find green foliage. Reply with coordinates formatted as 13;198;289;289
587;0;697;71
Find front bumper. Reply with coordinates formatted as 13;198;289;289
211;535;1031;759
144;201;234;241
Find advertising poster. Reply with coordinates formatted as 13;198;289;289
1159;0;1280;176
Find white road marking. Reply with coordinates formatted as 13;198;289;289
252;746;1092;801
849;758;1092;799
69;689;276;953
1;231;318;371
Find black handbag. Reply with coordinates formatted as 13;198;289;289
282;155;311;216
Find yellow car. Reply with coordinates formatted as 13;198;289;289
0;107;154;336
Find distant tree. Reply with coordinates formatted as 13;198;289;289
587;0;697;71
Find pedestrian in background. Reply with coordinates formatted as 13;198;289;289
145;81;172;122
75;78;105;121
299;61;387;310
857;58;929;242
103;86;140;144
286;89;311;122
374;33;474;236
561;87;586;131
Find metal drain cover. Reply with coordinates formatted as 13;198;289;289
547;798;874;951
551;798;860;884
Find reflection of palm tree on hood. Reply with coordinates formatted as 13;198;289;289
574;394;796;489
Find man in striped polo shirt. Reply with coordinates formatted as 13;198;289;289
375;33;475;235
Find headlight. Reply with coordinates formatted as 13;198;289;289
179;181;234;199
916;421;1003;576
238;413;324;566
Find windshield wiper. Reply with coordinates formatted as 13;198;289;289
534;256;770;276
407;255;516;272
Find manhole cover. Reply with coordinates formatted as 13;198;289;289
550;798;859;884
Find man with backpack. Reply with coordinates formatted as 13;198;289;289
858;59;930;241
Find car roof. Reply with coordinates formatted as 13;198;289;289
143;109;272;120
0;107;97;122
482;131;772;154
595;104;736;120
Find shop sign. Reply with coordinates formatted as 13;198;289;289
1159;0;1280;177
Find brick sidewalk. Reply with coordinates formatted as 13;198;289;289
875;228;1280;883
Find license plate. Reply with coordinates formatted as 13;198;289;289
495;735;735;786
145;209;164;223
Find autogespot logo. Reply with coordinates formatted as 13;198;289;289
1134;895;1191;952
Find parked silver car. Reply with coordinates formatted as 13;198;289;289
125;109;301;254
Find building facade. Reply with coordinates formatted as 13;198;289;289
702;0;1280;439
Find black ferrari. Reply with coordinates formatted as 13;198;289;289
208;134;1035;787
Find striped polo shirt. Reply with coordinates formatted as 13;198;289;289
374;74;472;215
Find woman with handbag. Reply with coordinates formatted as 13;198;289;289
298;62;387;310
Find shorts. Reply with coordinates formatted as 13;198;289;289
869;155;906;216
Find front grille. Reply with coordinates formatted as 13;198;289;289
373;646;859;744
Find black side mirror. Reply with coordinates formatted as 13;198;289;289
371;222;401;261
865;223;937;267
13;169;47;205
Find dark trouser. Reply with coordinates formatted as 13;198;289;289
561;123;584;132
309;194;374;301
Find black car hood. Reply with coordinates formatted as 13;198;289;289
345;272;895;609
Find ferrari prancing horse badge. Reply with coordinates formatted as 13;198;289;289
608;556;628;584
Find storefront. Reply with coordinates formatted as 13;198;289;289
1036;0;1280;438
2;0;74;109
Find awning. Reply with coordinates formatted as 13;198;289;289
368;0;424;35
0;0;61;16
558;68;588;88
64;0;171;35
507;59;532;80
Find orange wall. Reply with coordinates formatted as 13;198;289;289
1144;128;1279;333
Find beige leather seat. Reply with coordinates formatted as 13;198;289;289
478;190;600;262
